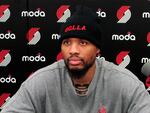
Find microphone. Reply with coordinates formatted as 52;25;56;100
141;62;150;91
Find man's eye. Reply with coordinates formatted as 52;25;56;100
63;40;70;45
80;41;88;45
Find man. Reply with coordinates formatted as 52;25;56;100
1;6;150;113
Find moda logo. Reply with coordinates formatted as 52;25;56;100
0;75;16;83
0;30;16;39
147;32;150;46
142;12;150;18
0;5;10;22
116;51;130;68
22;54;46;62
112;32;136;41
21;8;45;17
96;8;106;18
0;93;11;109
51;34;60;40
117;6;131;23
141;57;150;63
56;5;71;23
0;50;11;67
26;27;41;45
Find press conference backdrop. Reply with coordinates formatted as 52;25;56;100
0;0;150;109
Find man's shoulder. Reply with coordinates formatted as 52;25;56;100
96;58;142;85
96;59;145;96
23;59;66;85
35;59;65;74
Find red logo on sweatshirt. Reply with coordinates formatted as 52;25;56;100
65;25;86;32
98;105;107;113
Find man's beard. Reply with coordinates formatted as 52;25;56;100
64;56;96;79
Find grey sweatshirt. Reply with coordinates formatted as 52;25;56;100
1;59;150;113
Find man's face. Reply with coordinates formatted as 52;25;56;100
61;38;100;79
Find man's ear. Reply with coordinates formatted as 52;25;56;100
96;48;100;56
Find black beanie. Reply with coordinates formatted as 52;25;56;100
59;5;102;49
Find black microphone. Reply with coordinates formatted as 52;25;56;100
141;62;150;91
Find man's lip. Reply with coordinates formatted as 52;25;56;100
69;60;82;65
68;57;82;65
68;57;81;61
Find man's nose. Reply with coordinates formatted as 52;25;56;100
69;43;80;55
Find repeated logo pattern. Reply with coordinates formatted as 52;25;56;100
0;1;150;109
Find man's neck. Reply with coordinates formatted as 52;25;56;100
72;63;96;85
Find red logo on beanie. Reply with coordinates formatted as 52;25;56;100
65;25;86;32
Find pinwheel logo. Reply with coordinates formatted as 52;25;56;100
26;27;41;45
147;32;150;46
0;5;10;22
56;5;71;23
116;51;130;68
0;50;11;67
0;93;11;109
56;52;63;61
117;6;131;23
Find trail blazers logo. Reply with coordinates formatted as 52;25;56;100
0;5;10;22
147;32;150;46
116;51;130;68
0;93;11;109
26;27;41;45
117;6;131;23
146;76;150;91
0;50;11;67
56;5;71;23
56;52;62;61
